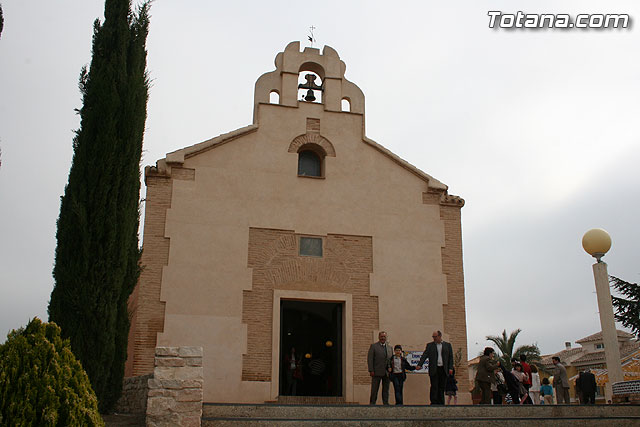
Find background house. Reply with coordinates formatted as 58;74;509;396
541;330;640;403
468;329;639;404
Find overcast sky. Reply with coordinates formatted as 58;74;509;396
1;1;638;359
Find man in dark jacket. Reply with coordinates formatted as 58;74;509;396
500;364;521;404
475;347;500;404
367;331;393;404
580;369;597;404
417;330;454;405
576;371;585;404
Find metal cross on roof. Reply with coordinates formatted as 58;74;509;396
307;26;316;47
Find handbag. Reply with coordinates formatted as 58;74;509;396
497;382;508;394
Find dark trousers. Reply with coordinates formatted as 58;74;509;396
492;391;503;404
478;381;492;404
390;374;405;405
555;386;570;404
429;367;447;405
522;384;532;404
370;375;390;405
285;369;297;395
583;391;596;404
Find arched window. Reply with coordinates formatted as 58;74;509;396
341;98;351;112
298;150;322;177
269;90;280;104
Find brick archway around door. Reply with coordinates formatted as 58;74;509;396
242;228;376;394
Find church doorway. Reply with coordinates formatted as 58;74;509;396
279;300;343;397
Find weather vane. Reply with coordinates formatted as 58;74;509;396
308;26;316;47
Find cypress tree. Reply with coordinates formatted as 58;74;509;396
48;0;150;412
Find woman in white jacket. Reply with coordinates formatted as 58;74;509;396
529;364;541;404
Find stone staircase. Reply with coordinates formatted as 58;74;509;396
202;403;640;426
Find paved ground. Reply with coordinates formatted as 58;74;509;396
102;413;145;426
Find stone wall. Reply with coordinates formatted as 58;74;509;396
114;374;153;414
147;346;204;427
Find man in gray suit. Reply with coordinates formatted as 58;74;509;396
417;330;454;405
368;331;393;404
552;356;571;404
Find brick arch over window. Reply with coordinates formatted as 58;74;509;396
287;133;336;157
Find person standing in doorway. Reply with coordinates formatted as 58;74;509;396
416;330;454;405
284;347;301;395
552;357;571;404
308;353;327;396
368;331;393;405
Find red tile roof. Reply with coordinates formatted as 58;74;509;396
572;341;640;366
541;347;584;367
575;330;634;344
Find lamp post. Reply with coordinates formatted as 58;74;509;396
582;228;624;401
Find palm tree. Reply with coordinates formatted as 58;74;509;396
486;329;543;371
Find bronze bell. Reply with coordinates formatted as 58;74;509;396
304;89;316;102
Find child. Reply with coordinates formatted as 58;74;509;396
445;367;458;404
388;344;415;405
540;377;554;405
529;365;541;404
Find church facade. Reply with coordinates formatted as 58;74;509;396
126;42;471;404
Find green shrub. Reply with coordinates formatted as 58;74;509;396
0;318;104;426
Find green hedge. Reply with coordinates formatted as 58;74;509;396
0;318;104;426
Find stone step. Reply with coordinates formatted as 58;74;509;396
202;419;640;427
202;403;640;420
275;396;347;405
202;403;640;426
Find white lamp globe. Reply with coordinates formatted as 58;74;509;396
582;228;612;260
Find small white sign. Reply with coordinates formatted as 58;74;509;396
405;351;429;374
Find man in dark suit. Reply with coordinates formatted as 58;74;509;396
367;331;393;405
417;330;454;405
581;369;597;404
575;371;585;404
